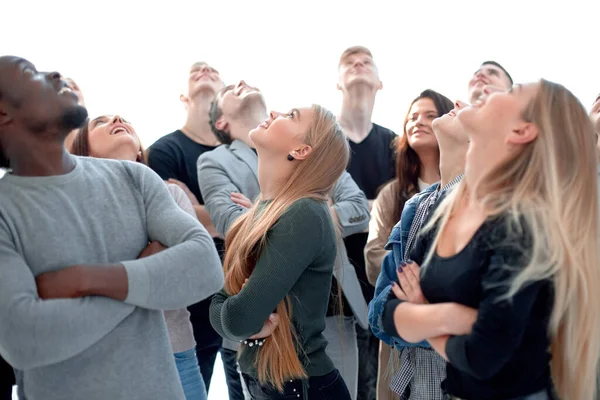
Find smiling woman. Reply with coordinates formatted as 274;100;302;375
70;114;209;400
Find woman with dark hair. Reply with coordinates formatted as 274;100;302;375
364;90;452;400
70;114;207;400
365;90;453;287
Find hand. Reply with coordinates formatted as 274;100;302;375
36;265;87;299
391;261;428;304
138;241;167;259
249;313;280;339
230;192;252;209
447;303;478;336
168;178;200;206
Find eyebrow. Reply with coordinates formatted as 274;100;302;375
595;94;600;102
90;116;108;125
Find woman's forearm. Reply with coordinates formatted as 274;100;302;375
393;302;458;343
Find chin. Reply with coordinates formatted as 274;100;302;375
60;105;88;132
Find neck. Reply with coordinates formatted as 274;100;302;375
338;87;377;142
182;93;220;146
439;141;468;187
10;141;75;177
417;149;441;185
257;154;293;199
232;106;268;149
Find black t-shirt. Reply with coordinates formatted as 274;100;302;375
346;123;397;200
344;123;396;303
147;129;218;204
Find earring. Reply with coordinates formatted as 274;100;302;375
287;154;294;161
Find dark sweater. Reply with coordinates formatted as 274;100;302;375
383;213;553;399
209;198;337;378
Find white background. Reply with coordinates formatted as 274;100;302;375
3;0;599;398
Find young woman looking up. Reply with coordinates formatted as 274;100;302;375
210;105;353;400
386;81;600;400
71;114;209;400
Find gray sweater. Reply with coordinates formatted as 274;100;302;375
0;156;224;400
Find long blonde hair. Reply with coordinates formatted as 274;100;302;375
223;104;350;391
424;79;600;399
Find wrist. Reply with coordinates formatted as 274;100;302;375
79;264;128;301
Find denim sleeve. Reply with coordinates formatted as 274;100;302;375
368;252;430;349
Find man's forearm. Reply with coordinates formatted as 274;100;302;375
80;264;128;302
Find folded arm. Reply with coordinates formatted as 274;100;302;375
120;164;224;310
331;171;370;237
0;220;135;370
198;155;248;237
210;202;325;341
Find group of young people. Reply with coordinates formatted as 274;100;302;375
0;45;598;400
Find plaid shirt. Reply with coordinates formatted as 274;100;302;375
390;174;464;400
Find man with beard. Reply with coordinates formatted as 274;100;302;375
198;80;371;399
148;62;245;399
0;56;223;399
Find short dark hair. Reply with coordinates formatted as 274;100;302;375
208;85;234;145
481;61;513;85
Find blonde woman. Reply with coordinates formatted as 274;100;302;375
210;105;352;399
383;80;600;399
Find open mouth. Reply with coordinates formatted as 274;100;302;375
110;126;129;135
58;87;73;95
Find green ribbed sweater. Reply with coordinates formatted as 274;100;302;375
209;198;337;378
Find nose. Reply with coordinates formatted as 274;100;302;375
111;115;124;124
47;71;62;81
483;85;504;95
454;100;468;110
237;80;247;88
269;111;280;120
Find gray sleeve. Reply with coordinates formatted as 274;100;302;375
121;164;224;310
0;217;136;370
197;154;247;236
332;171;371;237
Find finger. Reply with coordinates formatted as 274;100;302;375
407;262;421;282
390;282;407;301
396;263;413;294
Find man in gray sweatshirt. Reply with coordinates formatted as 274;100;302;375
0;56;224;399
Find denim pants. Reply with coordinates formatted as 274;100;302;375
175;349;208;400
243;369;351;400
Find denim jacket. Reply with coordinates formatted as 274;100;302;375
368;183;439;348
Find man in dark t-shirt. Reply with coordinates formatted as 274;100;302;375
337;45;396;400
147;62;245;400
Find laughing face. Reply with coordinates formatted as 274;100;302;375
0;56;88;136
86;115;142;161
467;63;512;104
404;97;440;152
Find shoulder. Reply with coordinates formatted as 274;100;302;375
373;123;397;141
282;198;330;224
148;131;183;153
198;144;232;164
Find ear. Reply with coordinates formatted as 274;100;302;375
377;80;383;91
291;144;312;160
215;118;228;132
336;83;342;91
507;122;538;145
180;94;188;105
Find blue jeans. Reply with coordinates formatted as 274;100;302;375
175;349;208;400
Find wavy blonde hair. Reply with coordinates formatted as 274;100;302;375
423;79;600;399
223;104;350;391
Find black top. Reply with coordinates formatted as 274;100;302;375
346;123;396;200
383;208;553;399
147;129;219;204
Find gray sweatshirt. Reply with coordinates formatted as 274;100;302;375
0;156;224;400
